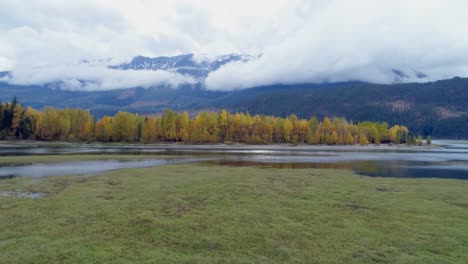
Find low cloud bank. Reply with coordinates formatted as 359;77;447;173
204;1;468;90
4;63;196;91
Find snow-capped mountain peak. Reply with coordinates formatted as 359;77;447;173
110;53;256;79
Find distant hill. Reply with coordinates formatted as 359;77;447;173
1;76;467;138
222;79;468;139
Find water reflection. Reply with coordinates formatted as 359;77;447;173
202;159;468;180
0;158;204;179
0;141;467;180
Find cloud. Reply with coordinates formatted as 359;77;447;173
0;57;12;71
204;0;468;90
7;63;196;91
1;0;468;91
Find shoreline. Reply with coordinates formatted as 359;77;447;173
0;140;438;149
0;139;448;151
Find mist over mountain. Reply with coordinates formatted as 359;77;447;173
0;52;432;91
0;53;260;91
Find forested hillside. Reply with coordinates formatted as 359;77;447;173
0;98;419;145
224;78;468;138
1;77;467;138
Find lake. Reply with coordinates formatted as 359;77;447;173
0;140;467;180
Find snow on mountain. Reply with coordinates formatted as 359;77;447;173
0;54;255;90
110;53;256;79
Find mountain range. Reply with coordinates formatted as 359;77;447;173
0;54;467;139
110;53;255;80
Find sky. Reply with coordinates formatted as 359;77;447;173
1;0;468;90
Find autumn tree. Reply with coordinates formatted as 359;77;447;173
416;135;423;146
177;112;190;142
358;133;369;145
388;125;409;144
95;116;114;142
191;111;219;143
112;111;142;142
0;98;416;146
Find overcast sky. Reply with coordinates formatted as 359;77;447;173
1;0;468;90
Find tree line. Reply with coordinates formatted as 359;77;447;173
0;98;427;145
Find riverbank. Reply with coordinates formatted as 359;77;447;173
0;139;440;151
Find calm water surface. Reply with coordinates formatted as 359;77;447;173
0;140;467;179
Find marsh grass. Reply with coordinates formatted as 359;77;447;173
0;162;467;263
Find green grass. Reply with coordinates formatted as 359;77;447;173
0;161;467;263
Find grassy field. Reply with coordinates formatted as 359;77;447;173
0;160;467;263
